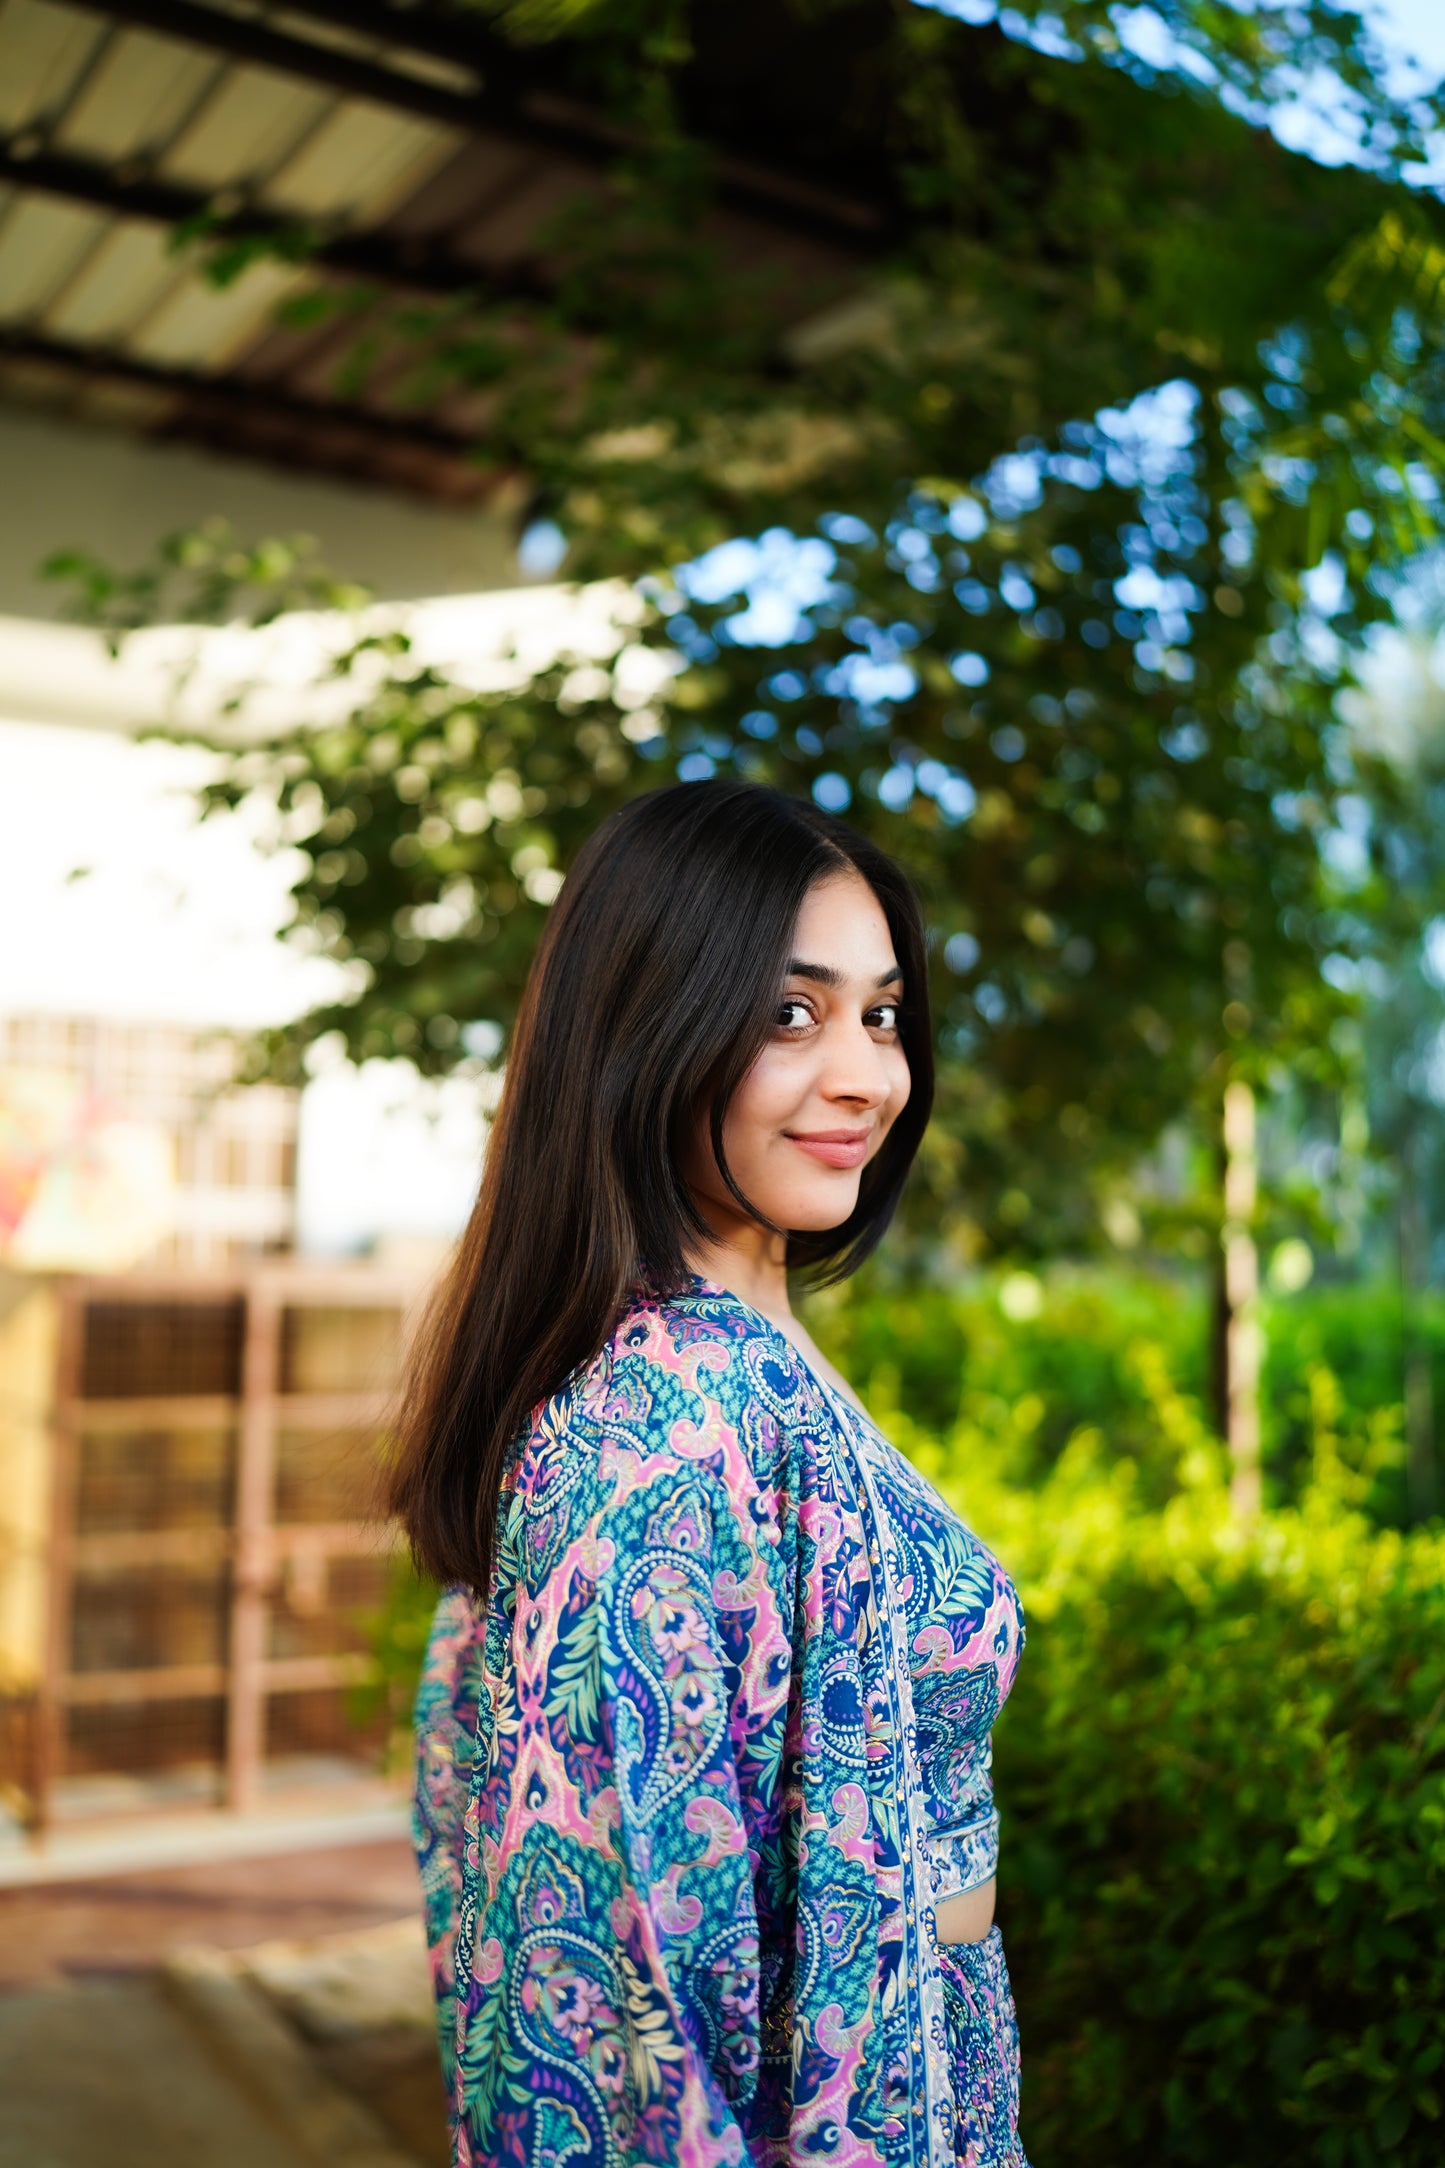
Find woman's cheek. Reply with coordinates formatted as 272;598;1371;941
735;1048;798;1131
720;1066;790;1174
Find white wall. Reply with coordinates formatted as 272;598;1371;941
0;406;520;621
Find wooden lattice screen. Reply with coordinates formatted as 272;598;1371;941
20;1265;421;1832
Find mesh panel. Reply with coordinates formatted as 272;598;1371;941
75;1426;236;1533
265;1686;379;1760
0;1694;36;1798
275;1428;379;1524
280;1306;403;1395
267;1554;388;1661
80;1301;244;1398
41;1285;410;1813
69;1564;229;1673
66;1698;225;1778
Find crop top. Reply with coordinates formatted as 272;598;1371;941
812;1372;1025;1906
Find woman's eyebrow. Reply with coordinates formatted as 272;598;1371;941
787;959;904;989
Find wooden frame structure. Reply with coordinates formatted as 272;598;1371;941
28;1263;422;1833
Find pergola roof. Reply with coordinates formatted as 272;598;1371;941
0;0;900;500
0;0;1411;516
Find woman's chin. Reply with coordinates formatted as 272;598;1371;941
777;1181;863;1233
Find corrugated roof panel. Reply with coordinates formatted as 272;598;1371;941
267;7;481;101
266;105;459;226
127;254;303;368
52;26;221;166
161;65;333;194
41;221;178;343
0;0;107;135
0;194;108;317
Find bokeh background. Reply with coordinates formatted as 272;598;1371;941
3;3;1445;2164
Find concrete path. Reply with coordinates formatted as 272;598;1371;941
0;1837;421;1992
0;1974;348;2168
0;1915;447;2168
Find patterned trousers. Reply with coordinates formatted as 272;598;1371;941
935;1927;1029;2168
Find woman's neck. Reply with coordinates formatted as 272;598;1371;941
684;1218;793;1331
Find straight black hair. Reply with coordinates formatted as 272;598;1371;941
389;778;933;1592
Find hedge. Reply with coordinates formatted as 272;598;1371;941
887;1359;1445;2166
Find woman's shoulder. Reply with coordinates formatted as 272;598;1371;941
530;1277;839;1506
603;1276;830;1431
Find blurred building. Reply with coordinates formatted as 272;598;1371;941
0;1262;418;1841
0;1013;298;1271
0;0;864;1849
0;1015;435;1847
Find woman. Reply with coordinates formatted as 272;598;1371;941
399;779;1027;2167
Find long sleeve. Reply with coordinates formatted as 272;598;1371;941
434;1343;797;2166
411;1583;487;2090
595;1466;767;2127
413;1283;1028;2166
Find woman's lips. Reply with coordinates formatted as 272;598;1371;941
785;1130;872;1169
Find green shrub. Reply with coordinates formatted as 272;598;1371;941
891;1377;1445;2168
1262;1281;1445;1527
351;1552;440;1771
806;1263;1206;1496
811;1266;1440;1525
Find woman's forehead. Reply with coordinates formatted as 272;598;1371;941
790;872;897;971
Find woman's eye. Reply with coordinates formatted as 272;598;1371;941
868;1003;901;1032
777;999;813;1032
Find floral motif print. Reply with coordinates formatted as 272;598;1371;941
413;1278;1027;2166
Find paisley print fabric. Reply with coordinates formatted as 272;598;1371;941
936;1932;1024;2167
825;1389;1020;1916
412;1278;1027;2166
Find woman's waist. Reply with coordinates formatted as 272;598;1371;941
933;1875;997;1947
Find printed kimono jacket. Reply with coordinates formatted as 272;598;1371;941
413;1276;1026;2167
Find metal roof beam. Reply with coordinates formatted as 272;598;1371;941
230;0;545;87
65;0;881;246
0;328;484;463
0;140;544;303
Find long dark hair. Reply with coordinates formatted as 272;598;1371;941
389;779;933;1592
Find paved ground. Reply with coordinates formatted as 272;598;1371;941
0;1837;421;1991
0;1837;449;2167
0;1974;337;2168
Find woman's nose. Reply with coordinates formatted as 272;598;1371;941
819;1024;892;1106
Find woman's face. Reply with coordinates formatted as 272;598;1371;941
691;870;912;1236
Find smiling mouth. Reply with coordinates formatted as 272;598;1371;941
784;1129;872;1169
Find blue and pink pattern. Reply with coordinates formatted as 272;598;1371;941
413;1277;1027;2165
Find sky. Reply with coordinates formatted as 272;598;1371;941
1368;0;1445;79
927;3;1445;179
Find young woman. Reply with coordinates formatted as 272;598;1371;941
398;779;1027;2167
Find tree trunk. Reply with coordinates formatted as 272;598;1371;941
1400;1124;1437;1522
1221;1079;1261;1516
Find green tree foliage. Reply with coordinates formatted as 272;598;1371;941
57;2;1445;1253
